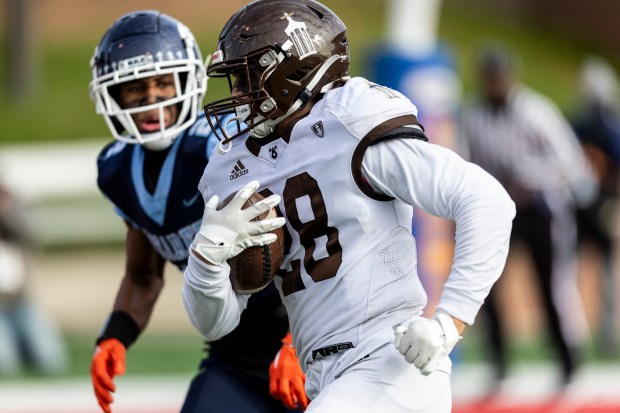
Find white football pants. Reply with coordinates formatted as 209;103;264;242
305;342;452;413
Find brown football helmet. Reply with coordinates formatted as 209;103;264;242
204;0;350;145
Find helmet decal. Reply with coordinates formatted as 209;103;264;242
282;12;317;60
117;54;151;72
212;50;225;65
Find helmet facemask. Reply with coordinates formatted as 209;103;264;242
91;61;204;150
204;47;280;147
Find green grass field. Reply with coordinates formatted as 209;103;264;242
68;334;204;377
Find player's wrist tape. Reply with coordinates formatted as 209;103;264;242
192;230;234;266
96;310;140;348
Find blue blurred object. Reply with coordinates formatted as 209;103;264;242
366;43;461;123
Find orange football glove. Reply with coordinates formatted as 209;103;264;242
90;338;127;413
269;332;309;411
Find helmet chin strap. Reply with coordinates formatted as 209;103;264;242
249;54;345;139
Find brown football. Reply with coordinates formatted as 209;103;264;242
218;191;285;294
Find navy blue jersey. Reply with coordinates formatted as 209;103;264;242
97;114;219;269
97;114;289;381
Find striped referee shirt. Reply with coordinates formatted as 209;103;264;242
458;84;596;208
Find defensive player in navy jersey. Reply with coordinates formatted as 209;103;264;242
89;10;308;413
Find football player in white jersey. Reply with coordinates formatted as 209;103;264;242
183;1;516;412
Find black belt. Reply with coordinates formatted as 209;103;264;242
311;342;354;359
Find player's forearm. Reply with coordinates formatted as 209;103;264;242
183;251;249;341
112;273;163;331
437;169;515;325
118;226;167;330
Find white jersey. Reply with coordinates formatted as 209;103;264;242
194;77;516;373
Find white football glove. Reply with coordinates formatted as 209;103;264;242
394;312;462;375
192;180;286;266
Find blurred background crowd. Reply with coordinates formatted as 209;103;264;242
1;0;619;411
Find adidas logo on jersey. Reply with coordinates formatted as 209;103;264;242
230;160;249;180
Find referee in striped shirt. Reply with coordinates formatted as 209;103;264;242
458;45;597;390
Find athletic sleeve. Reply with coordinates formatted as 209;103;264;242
361;138;516;325
182;252;250;341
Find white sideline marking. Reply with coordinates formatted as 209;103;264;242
0;141;108;201
0;141;127;245
0;374;188;413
